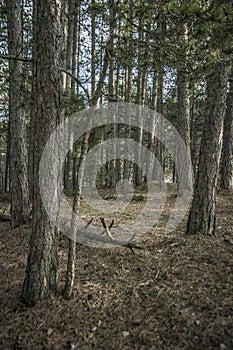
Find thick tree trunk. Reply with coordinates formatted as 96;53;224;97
6;0;30;227
186;62;229;235
220;71;233;189
22;0;63;305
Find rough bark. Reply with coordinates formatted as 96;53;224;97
122;0;133;184
176;24;192;192
91;0;96;98
186;62;229;235
22;0;63;305
6;0;30;227
220;71;233;189
134;10;145;186
153;10;165;185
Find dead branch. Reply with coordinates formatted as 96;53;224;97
84;217;94;229
72;221;144;252
100;217;115;241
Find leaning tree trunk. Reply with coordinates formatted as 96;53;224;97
22;0;63;305
186;61;229;235
220;71;233;189
6;0;30;227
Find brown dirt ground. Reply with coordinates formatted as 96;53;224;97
0;184;233;350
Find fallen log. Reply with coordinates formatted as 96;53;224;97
0;213;11;221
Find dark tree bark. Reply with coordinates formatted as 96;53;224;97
4;120;10;192
134;7;146;186
186;62;229;235
176;23;192;192
220;71;233;189
22;0;63;305
6;0;30;227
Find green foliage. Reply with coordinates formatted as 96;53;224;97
61;90;86;116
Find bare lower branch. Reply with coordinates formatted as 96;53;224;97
0;54;32;62
59;67;91;103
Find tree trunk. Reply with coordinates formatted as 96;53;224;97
153;65;164;184
220;71;233;189
186;62;229;235
64;40;111;298
91;0;96;98
153;10;165;185
72;0;80;191
176;23;192;192
4;120;10;192
22;0;63;305
6;0;30;227
147;67;158;180
134;10;144;186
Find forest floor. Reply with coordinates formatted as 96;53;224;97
0;184;233;350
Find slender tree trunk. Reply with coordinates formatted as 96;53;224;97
153;10;165;185
6;0;30;227
122;1;133;183
220;71;233;189
147;67;158;180
176;23;192;192
153;65;164;184
134;10;144;186
64;41;111;298
71;0;78;94
72;0;81;191
186;62;229;235
4;120;10;192
91;0;96;98
63;0;78;191
22;0;63;305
